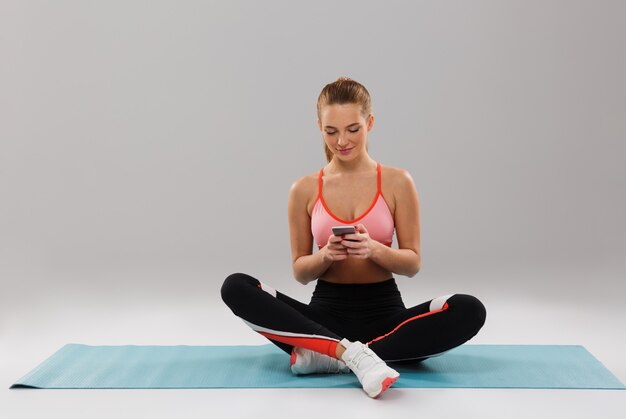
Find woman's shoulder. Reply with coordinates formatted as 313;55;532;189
379;163;418;212
288;169;320;204
290;169;319;191
379;163;414;186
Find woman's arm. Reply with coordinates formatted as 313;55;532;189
292;248;333;285
370;242;420;277
371;169;421;277
288;177;332;285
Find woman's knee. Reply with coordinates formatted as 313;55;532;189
450;294;487;332
220;272;258;306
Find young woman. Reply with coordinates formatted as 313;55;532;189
221;77;487;398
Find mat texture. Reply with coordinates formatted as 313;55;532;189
10;344;625;390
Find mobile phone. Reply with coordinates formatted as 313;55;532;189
332;225;357;236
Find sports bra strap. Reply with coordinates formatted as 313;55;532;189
376;162;381;194
318;167;324;196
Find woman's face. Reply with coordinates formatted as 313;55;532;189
318;103;373;161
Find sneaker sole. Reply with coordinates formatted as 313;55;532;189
373;375;399;398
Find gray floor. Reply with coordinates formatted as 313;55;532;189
2;268;625;418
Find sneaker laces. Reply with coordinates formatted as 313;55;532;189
348;345;380;373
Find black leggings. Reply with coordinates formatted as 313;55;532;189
221;272;487;362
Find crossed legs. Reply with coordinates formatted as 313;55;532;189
220;272;486;362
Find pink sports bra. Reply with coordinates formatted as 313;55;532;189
311;162;395;250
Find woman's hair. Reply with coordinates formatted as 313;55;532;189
317;76;372;163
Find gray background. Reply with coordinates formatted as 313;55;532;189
1;1;625;417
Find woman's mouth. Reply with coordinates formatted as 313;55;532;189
338;147;353;155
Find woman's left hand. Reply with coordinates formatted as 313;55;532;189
341;223;376;259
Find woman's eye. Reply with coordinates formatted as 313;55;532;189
326;129;359;135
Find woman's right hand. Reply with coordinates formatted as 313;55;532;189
322;234;349;262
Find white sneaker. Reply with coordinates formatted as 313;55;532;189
290;346;351;375
339;338;400;398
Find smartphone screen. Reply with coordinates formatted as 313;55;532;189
332;226;357;236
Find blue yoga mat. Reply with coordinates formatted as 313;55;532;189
10;343;625;390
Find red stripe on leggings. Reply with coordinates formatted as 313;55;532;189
257;331;339;359
367;302;450;345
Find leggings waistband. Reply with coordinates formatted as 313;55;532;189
310;277;404;310
314;277;397;292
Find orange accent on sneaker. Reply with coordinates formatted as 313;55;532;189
375;376;399;398
290;348;297;366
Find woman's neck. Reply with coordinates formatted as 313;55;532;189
327;154;376;175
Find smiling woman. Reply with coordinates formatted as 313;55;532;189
221;76;487;399
318;76;372;164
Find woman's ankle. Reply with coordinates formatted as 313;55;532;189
335;339;350;359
